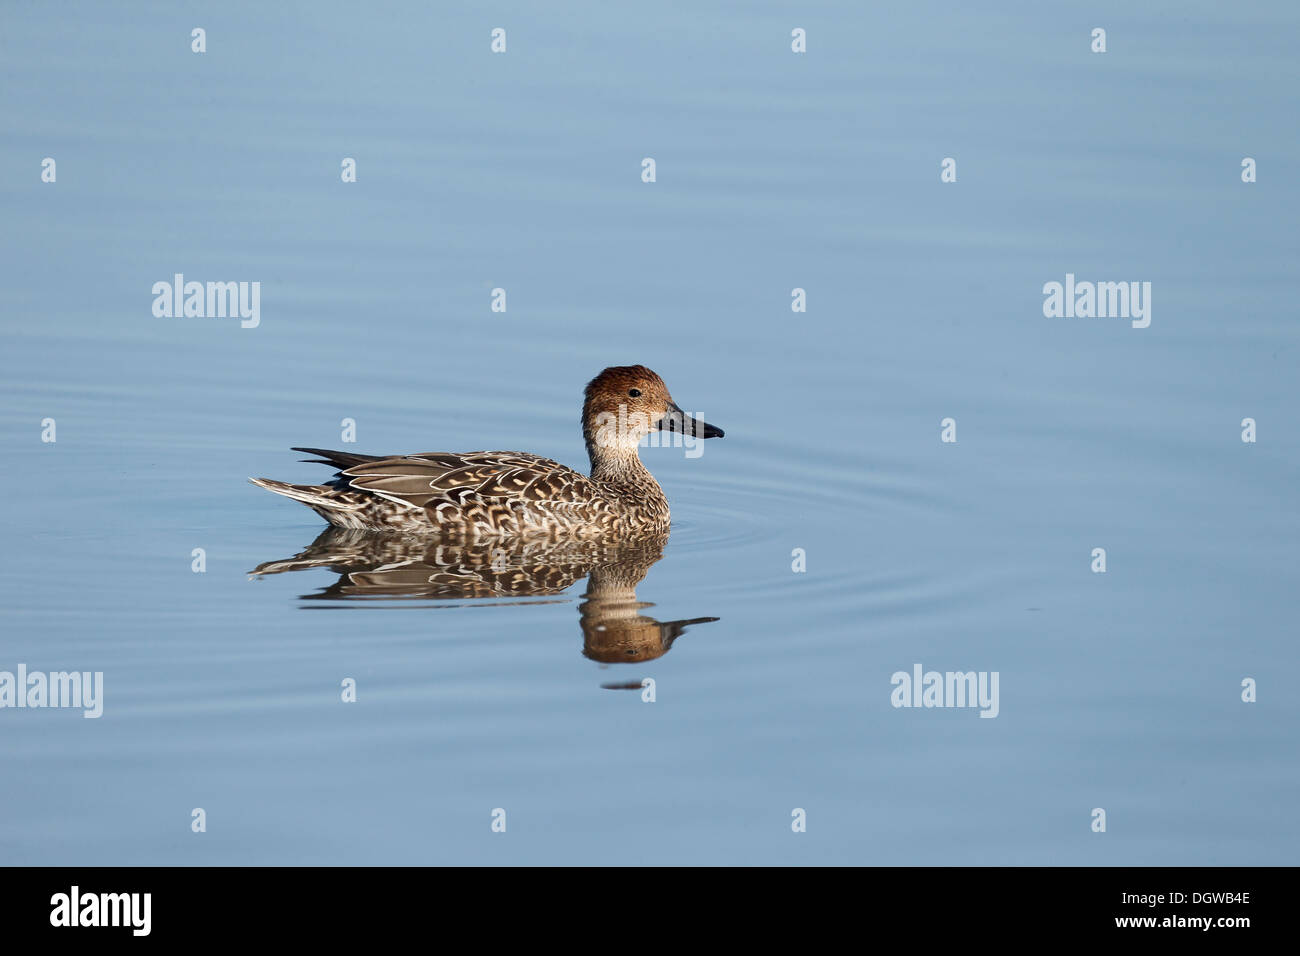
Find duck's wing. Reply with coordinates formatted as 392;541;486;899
334;451;601;515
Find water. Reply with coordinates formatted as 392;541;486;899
1;1;1297;865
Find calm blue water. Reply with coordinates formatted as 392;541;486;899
2;1;1297;865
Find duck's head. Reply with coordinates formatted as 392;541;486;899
582;365;724;452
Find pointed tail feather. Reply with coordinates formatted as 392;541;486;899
290;447;383;470
248;477;365;511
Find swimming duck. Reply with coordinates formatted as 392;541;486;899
249;365;723;537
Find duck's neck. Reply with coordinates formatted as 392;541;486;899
585;435;665;502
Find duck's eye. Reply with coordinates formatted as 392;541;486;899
628;388;641;398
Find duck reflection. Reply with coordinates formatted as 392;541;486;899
250;528;717;680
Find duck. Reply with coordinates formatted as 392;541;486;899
249;365;724;538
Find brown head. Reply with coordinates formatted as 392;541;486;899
581;366;724;466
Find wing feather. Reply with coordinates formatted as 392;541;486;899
335;452;599;523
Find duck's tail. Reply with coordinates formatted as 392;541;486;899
248;477;369;526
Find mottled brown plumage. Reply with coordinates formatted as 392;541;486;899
250;366;723;538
